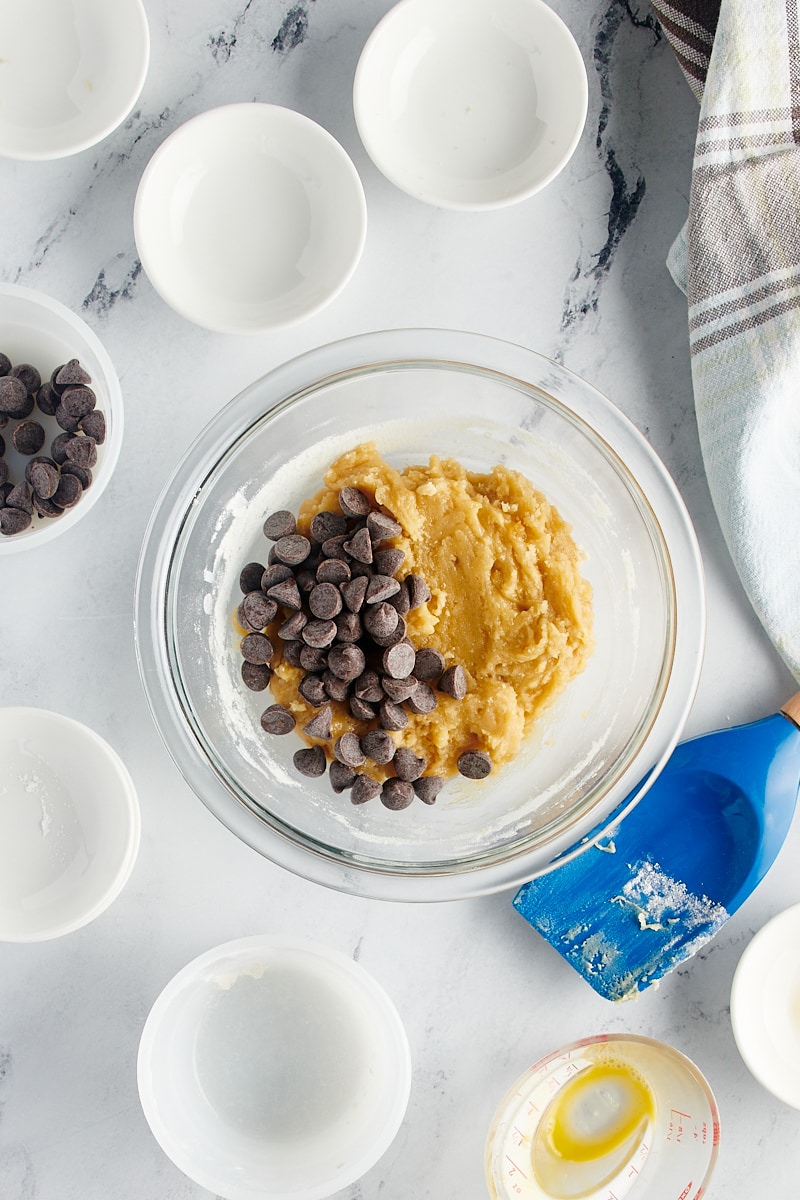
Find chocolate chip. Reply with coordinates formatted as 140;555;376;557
373;548;405;576
414;776;444;805
296;567;317;594
439;665;467;699
6;480;32;513
0;376;31;417
334;732;365;768
33;494;62;518
457;750;492;779
263;510;296;540
365;574;401;604
348;560;374;579
304;705;333;740
354;670;384;703
363;601;398;640
302;618;337;648
0;507;31;535
266;577;302;610
261;563;294;590
340;575;368;613
407;682;438;714
381;675;418;703
414;648;446;680
329;761;357;792
0;353;10;376
0;479;12;504
52;473;82;508
379;699;408;731
64;435;97;468
393;747;427;782
283;640;304;667
50;433;76;465
362;728;396;764
242;661;272;691
274;533;311;565
260;704;296;735
381;779;414;810
55;403;81;432
407;573;432;609
298;673;328;707
367;511;402;542
371;613;407;648
60;461;92;490
382;641;416;679
60;386;96;420
388;581;411;616
80;409;106;444
335;611;362;643
318;534;346;562
293;746;327;777
308;581;343;620
242;591;279;630
10;363;41;395
351;774;382;805
54;358;91;390
310;510;347;542
338;486;371;518
241;632;274;664
28;460;59;499
36;380;59;416
343;525;373;564
316;557;350;585
0;461;8;488
277;610;308;640
323;671;351;702
299;644;328;672
327;643;366;681
349;696;376;721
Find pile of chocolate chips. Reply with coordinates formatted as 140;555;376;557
237;486;493;810
0;354;106;536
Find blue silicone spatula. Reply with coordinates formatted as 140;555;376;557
514;692;800;1001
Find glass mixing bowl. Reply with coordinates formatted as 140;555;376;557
134;329;704;900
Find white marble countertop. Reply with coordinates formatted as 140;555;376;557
1;2;798;1197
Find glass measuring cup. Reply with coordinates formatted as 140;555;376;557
485;1035;720;1200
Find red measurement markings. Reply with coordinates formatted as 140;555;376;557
504;1154;528;1194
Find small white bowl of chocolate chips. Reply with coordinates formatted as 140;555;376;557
0;282;123;553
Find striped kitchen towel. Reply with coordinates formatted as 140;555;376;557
651;0;800;681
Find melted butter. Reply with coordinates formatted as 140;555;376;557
531;1061;655;1198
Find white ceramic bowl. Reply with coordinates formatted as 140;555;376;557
353;0;588;210
0;708;140;942
0;0;149;161
730;902;800;1108
134;104;368;334
138;935;412;1200
0;282;124;554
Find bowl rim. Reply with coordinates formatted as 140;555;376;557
0;0;150;161
730;901;800;1109
133;102;368;335
134;328;705;902
136;933;413;1199
0;280;124;555
0;705;141;942
353;0;589;211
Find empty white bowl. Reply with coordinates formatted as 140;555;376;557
730;902;800;1108
0;282;124;554
0;708;140;942
134;104;368;334
138;935;412;1200
0;0;150;160
353;0;588;210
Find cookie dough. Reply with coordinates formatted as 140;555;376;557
267;442;593;780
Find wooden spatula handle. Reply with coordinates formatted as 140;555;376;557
781;692;800;729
